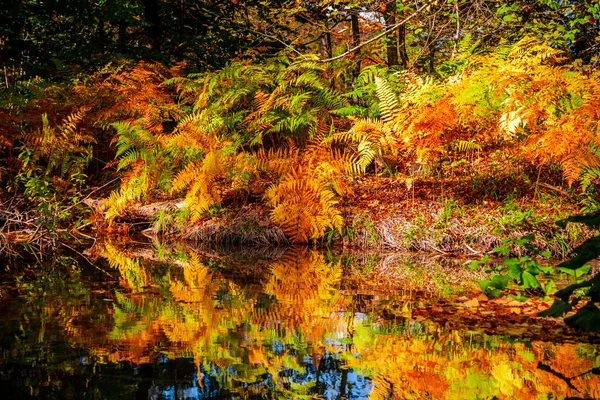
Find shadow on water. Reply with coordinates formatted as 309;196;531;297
0;239;599;399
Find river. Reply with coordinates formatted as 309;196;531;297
0;240;598;399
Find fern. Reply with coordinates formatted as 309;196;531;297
104;122;169;222
451;140;482;152
375;76;399;124
264;166;343;243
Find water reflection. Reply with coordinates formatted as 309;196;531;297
0;241;599;399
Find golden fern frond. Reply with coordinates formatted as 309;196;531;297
104;164;152;223
507;36;565;67
375;76;399;124
169;113;224;152
264;167;343;243
171;150;227;222
171;160;203;193
308;118;332;142
323;118;395;175
243;90;274;125
452;140;482;152
255;145;299;176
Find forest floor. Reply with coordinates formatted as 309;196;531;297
0;168;592;261
114;173;591;259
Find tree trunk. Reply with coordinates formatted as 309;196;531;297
429;46;435;74
97;17;106;50
351;11;362;81
143;0;161;51
118;21;127;50
339;367;348;399
117;20;127;51
383;1;399;67
399;24;408;68
179;0;185;36
177;0;185;61
320;29;333;59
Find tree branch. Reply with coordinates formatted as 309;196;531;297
319;1;438;63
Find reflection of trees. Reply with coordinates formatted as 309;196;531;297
97;243;352;396
5;245;600;399
345;324;600;400
91;243;600;399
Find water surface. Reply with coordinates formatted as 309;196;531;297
1;242;599;399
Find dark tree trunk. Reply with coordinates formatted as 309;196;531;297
320;29;333;59
177;0;185;61
118;21;127;50
179;0;185;36
351;11;362;81
143;0;161;51
97;17;106;49
338;367;348;399
429;46;435;74
383;1;399;67
399;24;408;68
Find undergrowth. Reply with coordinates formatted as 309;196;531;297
2;38;600;246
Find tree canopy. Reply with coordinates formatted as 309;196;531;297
2;0;598;82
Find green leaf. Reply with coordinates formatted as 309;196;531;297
486;287;502;298
538;265;554;274
521;271;540;289
514;234;535;245
543;280;557;296
504;258;522;280
467;255;490;271
524;262;540;275
490;274;509;289
559;264;591;278
507;293;527;301
493;245;510;255
478;279;491;293
540;251;551;258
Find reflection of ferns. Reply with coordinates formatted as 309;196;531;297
102;242;149;291
260;248;343;338
169;254;212;303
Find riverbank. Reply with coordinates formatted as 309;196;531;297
1;174;592;259
68;174;592;259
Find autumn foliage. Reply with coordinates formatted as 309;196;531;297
2;37;600;244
